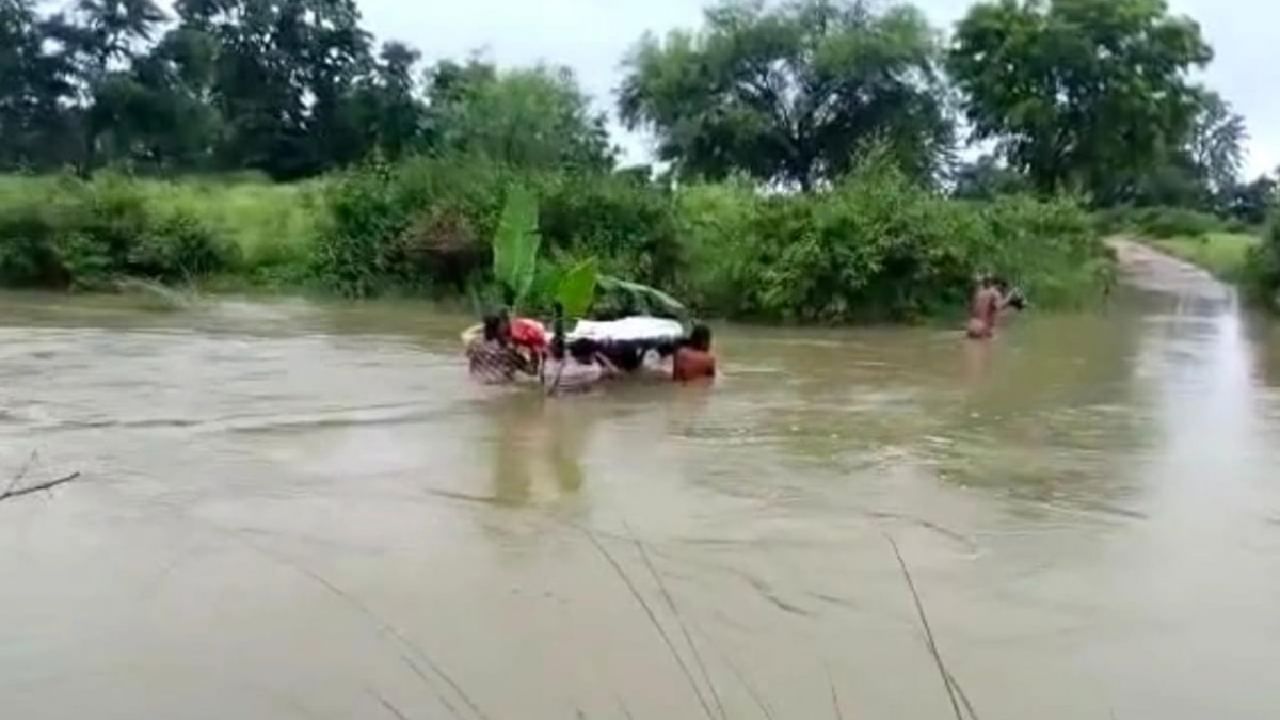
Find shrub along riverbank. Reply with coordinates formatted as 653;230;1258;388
0;157;1114;322
1095;203;1280;306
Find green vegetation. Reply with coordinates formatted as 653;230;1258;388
1149;234;1259;282
620;1;951;189
4;0;1278;317
1095;205;1247;240
1247;221;1280;309
311;151;1110;321
0;173;320;290
0;157;1110;321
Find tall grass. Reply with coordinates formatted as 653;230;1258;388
0;173;319;289
140;178;321;276
0;158;1116;321
1149;233;1259;282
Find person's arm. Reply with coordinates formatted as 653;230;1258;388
594;353;620;378
509;348;536;376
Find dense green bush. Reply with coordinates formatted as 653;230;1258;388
540;173;681;288
1095;205;1226;239
1;160;1115;321
1245;215;1280;308
313;156;683;301
0;174;240;288
314;156;515;297
675;163;1106;321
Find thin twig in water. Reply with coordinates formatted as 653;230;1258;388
0;472;82;503
826;665;845;720
884;533;967;720
628;528;727;720
946;669;981;720
3;450;37;497
614;693;636;720
578;527;717;720
368;688;413;720
237;536;483;720
712;644;776;720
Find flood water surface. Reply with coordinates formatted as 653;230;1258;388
3;251;1280;719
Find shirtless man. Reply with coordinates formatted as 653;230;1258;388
966;276;1004;340
673;323;717;381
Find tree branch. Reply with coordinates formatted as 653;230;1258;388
0;472;83;503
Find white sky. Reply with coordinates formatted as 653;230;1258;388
359;0;1280;177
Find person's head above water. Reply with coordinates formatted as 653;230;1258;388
481;313;503;342
689;323;712;352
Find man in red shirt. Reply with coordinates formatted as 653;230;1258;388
673;323;717;382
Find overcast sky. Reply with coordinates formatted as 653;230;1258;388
358;0;1280;176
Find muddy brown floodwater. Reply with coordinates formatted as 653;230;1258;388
3;246;1280;720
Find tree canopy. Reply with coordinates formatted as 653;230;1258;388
0;0;611;178
0;0;1264;218
948;0;1213;204
619;0;954;189
428;62;616;173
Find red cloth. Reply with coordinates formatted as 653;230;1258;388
510;317;548;350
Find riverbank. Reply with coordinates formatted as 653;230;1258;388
1127;230;1280;310
1142;233;1258;282
0;164;1115;321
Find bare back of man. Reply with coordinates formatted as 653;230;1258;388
966;282;1001;340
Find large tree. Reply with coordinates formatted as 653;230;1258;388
170;0;375;178
948;0;1212;204
1187;91;1246;204
0;0;78;169
428;61;615;172
619;0;953;190
1132;91;1247;210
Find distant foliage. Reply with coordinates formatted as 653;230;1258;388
0;173;238;288
313;155;512;297
1095;205;1226;239
429;63;616;173
1246;214;1280;308
675;157;1106;321
0;155;1114;318
620;0;953;189
949;0;1212;204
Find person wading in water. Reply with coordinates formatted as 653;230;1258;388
466;313;535;384
673;323;717;381
966;276;1004;340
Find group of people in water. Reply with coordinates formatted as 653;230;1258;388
466;275;1018;391
465;308;717;393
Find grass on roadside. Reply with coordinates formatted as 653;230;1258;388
1148;233;1260;282
0;173;322;289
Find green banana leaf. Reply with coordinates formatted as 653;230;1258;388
556;258;598;319
597;274;689;319
491;185;541;308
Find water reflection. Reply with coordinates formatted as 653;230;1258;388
3;273;1280;719
487;392;593;506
